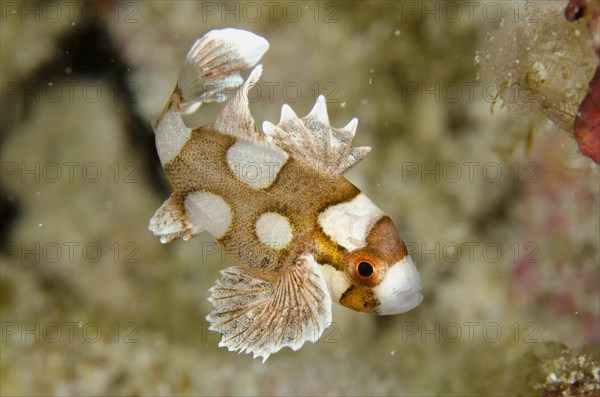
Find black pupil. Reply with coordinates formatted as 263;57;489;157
357;262;374;277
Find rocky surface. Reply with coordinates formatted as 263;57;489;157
1;1;598;395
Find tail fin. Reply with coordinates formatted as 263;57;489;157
176;28;269;114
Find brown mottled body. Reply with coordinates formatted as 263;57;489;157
165;126;359;280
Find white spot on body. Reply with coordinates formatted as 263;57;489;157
226;139;288;189
155;109;191;165
255;212;293;249
373;256;422;315
317;193;384;251
184;192;232;238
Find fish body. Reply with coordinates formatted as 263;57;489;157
149;29;422;361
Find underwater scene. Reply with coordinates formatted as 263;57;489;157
1;0;599;395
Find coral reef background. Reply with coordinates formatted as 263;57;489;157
1;1;598;395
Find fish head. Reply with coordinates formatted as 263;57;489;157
319;195;423;315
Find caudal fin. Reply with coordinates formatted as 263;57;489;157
177;28;269;114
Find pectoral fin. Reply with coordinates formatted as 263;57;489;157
206;254;332;362
148;194;202;243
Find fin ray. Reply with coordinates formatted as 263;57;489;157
148;194;202;243
262;95;370;175
212;65;264;140
206;254;332;362
177;28;269;115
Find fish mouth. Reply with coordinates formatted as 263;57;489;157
373;255;423;315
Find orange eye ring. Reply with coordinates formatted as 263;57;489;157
345;249;387;287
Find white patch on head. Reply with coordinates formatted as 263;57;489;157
154;108;191;165
184;192;232;238
319;264;351;303
317;193;384;251
373;256;422;315
255;212;293;249
226;140;288;189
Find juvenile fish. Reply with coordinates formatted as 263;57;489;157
149;28;422;361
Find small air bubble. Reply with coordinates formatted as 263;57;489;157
65;67;72;74
369;68;374;73
390;350;396;356
48;82;53;87
340;102;347;108
394;29;401;36
38;223;43;227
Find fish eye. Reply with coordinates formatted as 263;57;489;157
346;249;387;286
357;261;374;277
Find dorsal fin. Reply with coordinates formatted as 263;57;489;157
211;65;264;141
177;28;269;115
262;96;371;175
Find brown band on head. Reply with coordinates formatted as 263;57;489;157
366;216;407;265
339;285;380;313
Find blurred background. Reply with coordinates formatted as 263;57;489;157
1;0;599;395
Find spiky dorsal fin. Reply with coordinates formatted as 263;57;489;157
177;28;269;115
262;96;371;176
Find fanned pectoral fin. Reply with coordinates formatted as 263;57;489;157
149;194;202;243
206;254;332;362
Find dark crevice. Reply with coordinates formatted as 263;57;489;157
0;190;20;249
1;18;170;242
2;20;168;194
